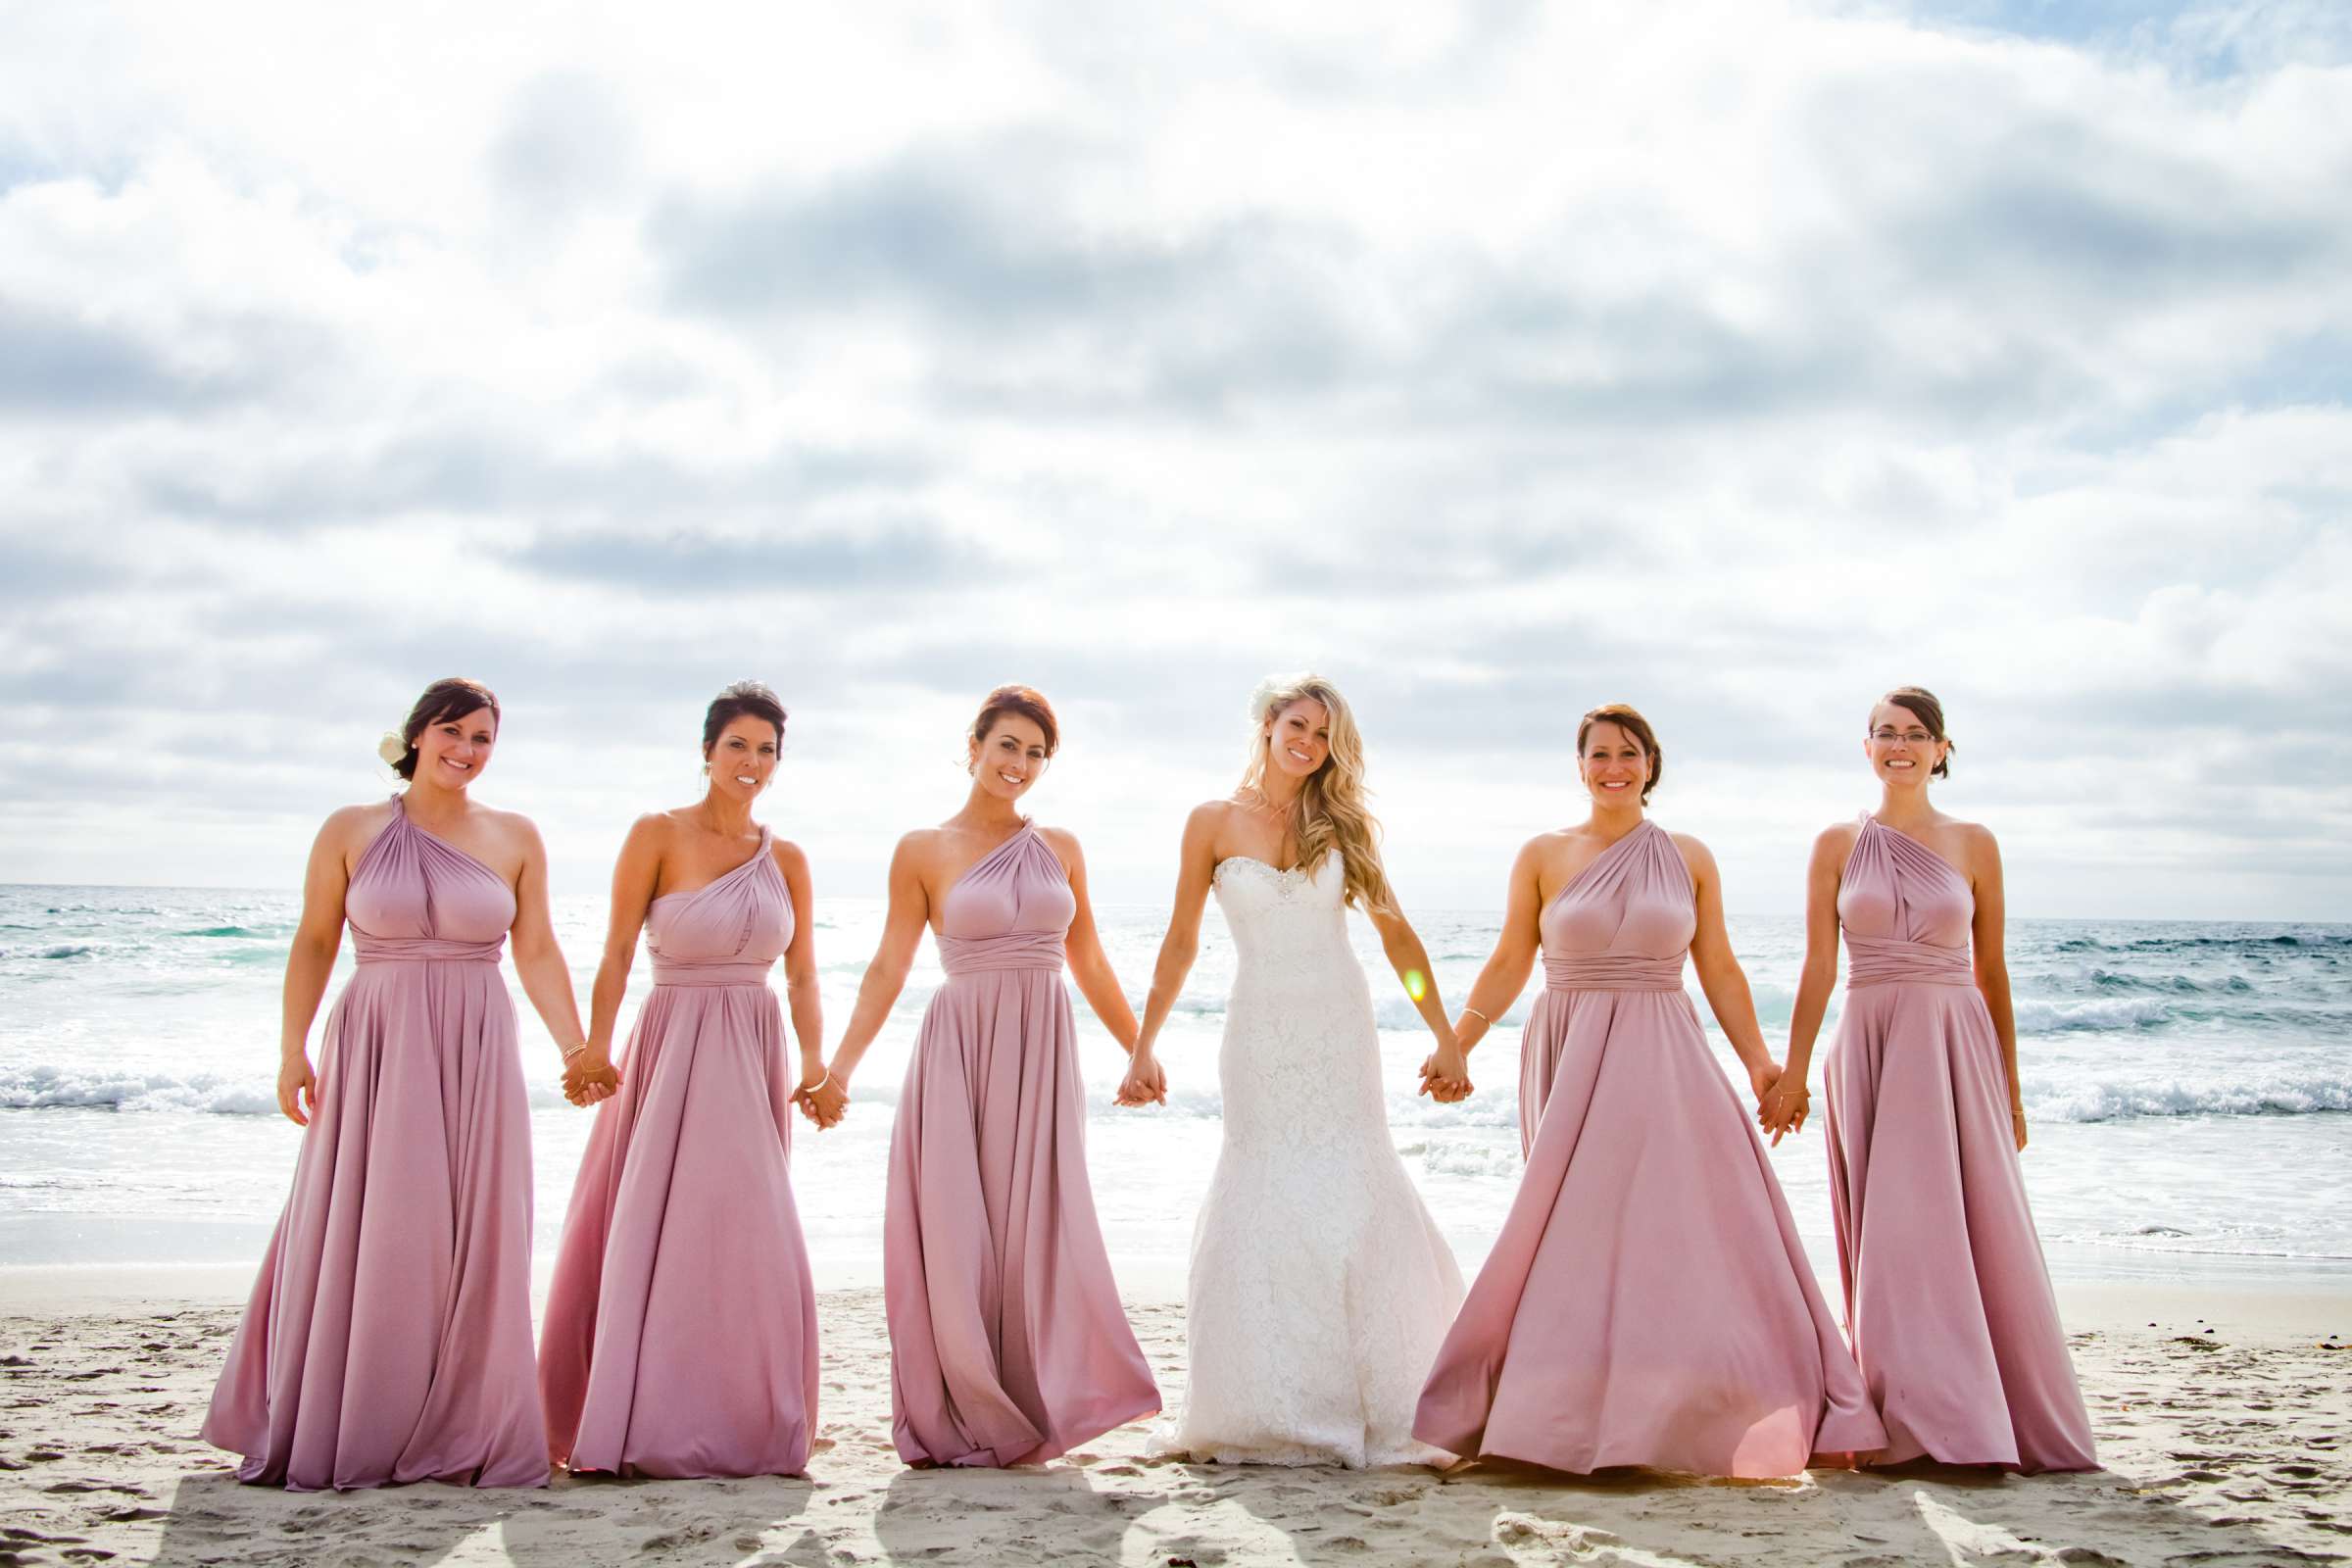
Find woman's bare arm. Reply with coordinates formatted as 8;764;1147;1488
1367;895;1469;1100
1763;826;1849;1143
806;834;933;1127
1679;835;1779;1103
273;807;368;1126
565;814;661;1103
1121;805;1224;1106
1968;825;2028;1151
506;815;597;1096
1451;836;1546;1056
1047;827;1142;1054
775;840;827;1096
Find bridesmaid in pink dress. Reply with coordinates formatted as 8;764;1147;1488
1414;704;1884;1478
203;678;606;1490
1761;687;2096;1471
538;681;825;1478
804;685;1159;1466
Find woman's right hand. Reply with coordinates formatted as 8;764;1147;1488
563;1047;620;1107
1117;1047;1167;1107
276;1053;319;1127
801;1069;851;1129
1758;1077;1810;1146
1418;1044;1473;1103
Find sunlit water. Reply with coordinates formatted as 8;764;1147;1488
3;885;2347;1295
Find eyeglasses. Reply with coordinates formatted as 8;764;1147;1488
1869;728;1937;745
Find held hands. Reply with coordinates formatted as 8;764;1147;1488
797;1065;850;1129
1418;1042;1473;1103
276;1053;319;1127
1116;1045;1167;1107
1756;1064;1810;1147
563;1046;620;1107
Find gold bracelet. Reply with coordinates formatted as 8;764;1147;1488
1462;1005;1491;1025
562;1041;589;1060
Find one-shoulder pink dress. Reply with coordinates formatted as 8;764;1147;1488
1825;815;2096;1471
883;823;1158;1467
1415;820;1885;1478
539;827;820;1478
202;798;547;1490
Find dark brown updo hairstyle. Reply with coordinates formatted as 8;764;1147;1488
1576;702;1663;802
1876;685;1953;778
703;679;787;754
393;677;500;781
970;684;1059;758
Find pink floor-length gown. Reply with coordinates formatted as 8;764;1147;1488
202;798;547;1490
884;822;1159;1467
1824;815;2097;1472
1415;820;1885;1478
539;827;820;1477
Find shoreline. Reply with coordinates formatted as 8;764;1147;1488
18;879;2351;923
6;1261;2349;1340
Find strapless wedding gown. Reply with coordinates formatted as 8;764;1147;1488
1151;851;1464;1468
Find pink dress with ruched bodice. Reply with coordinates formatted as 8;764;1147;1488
882;823;1158;1466
203;797;547;1490
539;827;820;1478
1824;815;2096;1471
1415;820;1884;1477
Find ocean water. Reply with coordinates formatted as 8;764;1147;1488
2;883;2347;1296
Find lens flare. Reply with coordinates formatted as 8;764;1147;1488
1404;968;1428;1002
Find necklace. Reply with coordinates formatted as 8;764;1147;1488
1240;786;1298;863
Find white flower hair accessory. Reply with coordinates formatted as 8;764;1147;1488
1247;672;1309;723
377;730;409;767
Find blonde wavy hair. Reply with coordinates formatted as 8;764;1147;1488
1238;672;1395;916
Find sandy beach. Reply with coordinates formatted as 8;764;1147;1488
2;1273;2345;1567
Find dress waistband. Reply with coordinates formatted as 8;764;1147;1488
651;956;776;988
938;930;1066;977
1846;935;1975;988
1543;953;1684;992
351;933;505;965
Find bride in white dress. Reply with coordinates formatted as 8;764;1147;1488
1120;673;1470;1467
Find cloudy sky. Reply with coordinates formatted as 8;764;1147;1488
3;1;2347;919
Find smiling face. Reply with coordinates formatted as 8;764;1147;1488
705;713;780;802
969;712;1051;803
1866;699;1948;786
1261;698;1332;781
1579;720;1649;807
411;706;497;790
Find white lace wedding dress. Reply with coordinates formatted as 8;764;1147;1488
1150;850;1465;1468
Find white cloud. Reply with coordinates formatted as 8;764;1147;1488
0;0;2346;920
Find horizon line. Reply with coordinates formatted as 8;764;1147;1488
4;881;2344;930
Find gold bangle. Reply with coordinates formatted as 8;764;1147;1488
1462;1005;1491;1025
562;1041;589;1060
